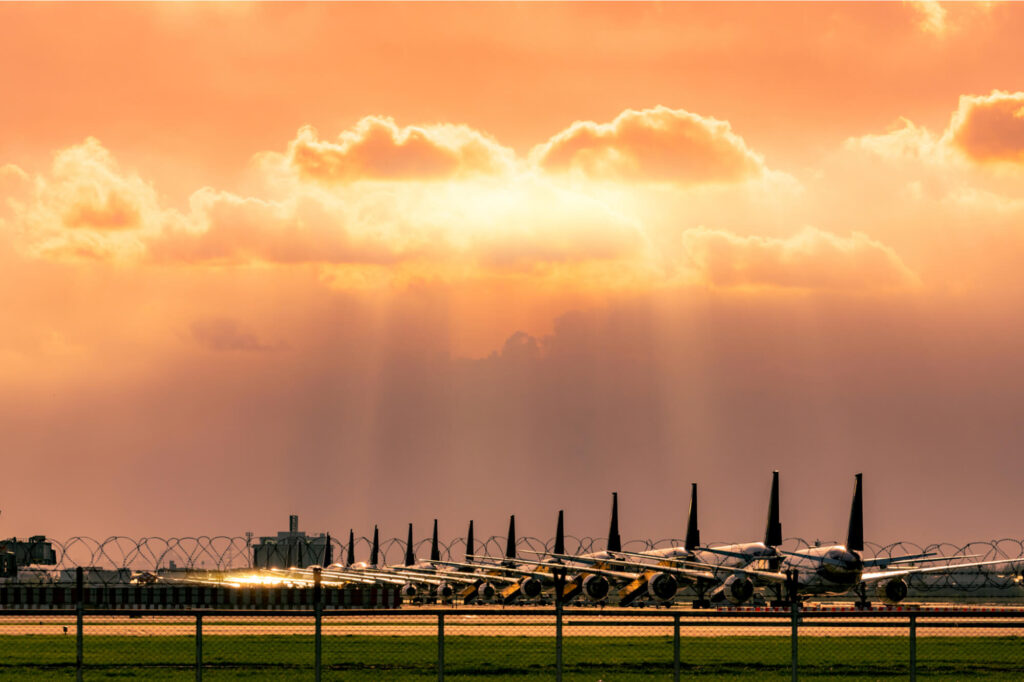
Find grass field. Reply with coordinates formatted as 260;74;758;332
0;635;1021;680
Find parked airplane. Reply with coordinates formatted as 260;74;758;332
334;522;500;601
682;473;1022;607
496;496;718;606
533;484;759;606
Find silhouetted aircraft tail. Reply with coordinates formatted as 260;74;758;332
346;530;355;567
465;520;474;562
505;515;516;560
323;533;333;566
608;492;621;552
555;509;584;603
555;510;565;556
685;483;700;552
370;526;379;567
404;523;415;567
764;471;782;548
847;473;864;552
430;519;440;562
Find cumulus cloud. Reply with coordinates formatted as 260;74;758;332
844;118;942;162
847;91;1024;168
151;176;643;272
532;106;766;184
150;189;410;265
682;226;918;290
190;317;277;352
286;117;514;182
3;138;173;260
948;90;1024;164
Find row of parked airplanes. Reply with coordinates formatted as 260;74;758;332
217;473;1023;608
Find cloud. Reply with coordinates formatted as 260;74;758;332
948;90;1024;164
908;1;948;36
190;317;277;352
37;138;152;231
152;177;643;273
532;106;766;184
285;117;514;182
844;117;942;162
847;91;1024;167
3;138;172;260
682;226;919;291
149;189;408;265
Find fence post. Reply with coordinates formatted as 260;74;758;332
790;599;799;682
554;567;565;682
909;614;917;682
313;567;322;682
437;612;445;682
673;614;681;682
75;566;83;682
555;601;563;682
195;613;203;682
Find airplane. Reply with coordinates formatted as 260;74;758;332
681;473;1024;607
472;500;717;606
531;484;765;607
535;473;948;608
433;515;557;604
332;522;499;602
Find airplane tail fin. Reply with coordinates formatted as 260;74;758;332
505;515;517;560
404;523;415;566
847;473;864;552
323;533;333;566
607;492;622;552
685;483;701;552
370;526;379;567
764;471;782;547
555;510;565;556
346;530;355;566
465;520;474;562
430;519;440;562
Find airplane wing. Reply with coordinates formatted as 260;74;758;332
517;550;717;582
468;554;665;582
668;558;790;584
428;560;541;583
698;546;764;560
861;553;978;568
861;557;1024;583
860;552;937;567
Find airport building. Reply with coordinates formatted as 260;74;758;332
0;536;57;577
252;515;332;569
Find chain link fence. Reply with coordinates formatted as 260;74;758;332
2;605;1023;679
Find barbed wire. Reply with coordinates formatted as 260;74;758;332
7;535;1022;591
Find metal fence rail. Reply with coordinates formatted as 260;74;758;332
2;605;1023;680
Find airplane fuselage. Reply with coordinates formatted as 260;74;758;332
780;545;864;596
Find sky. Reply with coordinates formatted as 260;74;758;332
2;2;1024;549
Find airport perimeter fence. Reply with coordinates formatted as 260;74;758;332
3;592;1024;679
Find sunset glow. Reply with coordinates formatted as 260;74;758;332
3;2;1024;545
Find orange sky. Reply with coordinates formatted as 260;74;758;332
3;2;1024;546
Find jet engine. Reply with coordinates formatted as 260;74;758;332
519;576;543;599
477;581;495;600
435;582;454;599
646;572;679;601
722;575;754;605
875;577;908;603
582;574;610;601
401;583;419;599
